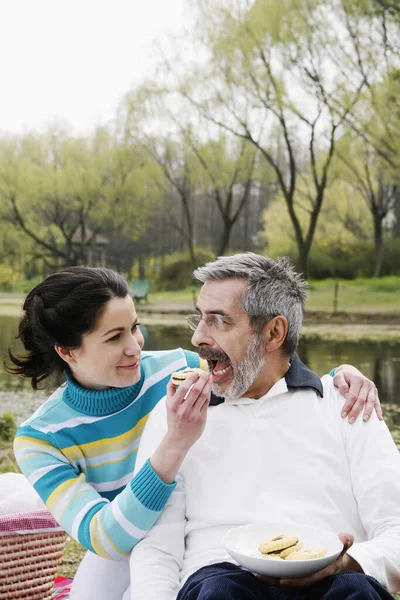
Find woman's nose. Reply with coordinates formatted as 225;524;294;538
125;332;144;355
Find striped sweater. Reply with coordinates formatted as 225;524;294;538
14;348;201;560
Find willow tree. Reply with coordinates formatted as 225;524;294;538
167;0;389;275
121;83;271;261
181;133;264;256
260;178;372;262
0;127;156;270
330;1;400;169
335;133;398;277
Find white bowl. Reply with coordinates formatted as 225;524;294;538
223;522;343;578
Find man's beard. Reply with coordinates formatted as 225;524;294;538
200;333;265;402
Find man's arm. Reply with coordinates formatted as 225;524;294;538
268;380;400;592
276;383;400;592
342;391;400;593
130;399;186;600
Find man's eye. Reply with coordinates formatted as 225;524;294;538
208;316;228;329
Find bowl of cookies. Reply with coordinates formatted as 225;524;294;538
223;522;343;578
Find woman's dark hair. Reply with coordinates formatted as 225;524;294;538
5;266;130;390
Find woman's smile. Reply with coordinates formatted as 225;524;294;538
117;360;140;371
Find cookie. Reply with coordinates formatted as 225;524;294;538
171;367;205;386
285;548;326;561
279;541;304;558
258;533;298;554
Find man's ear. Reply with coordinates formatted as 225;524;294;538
54;345;76;366
263;316;288;352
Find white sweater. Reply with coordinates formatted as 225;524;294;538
130;375;400;598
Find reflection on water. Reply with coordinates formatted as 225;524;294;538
1;316;399;427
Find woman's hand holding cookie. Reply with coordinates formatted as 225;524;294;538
150;369;212;484
165;369;212;452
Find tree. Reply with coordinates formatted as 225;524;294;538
260;175;373;262
330;1;400;170
335;135;398;277
181;133;262;256
169;0;372;275
143;136;202;270
121;85;269;261
0;127;155;271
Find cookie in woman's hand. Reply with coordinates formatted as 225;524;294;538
171;367;205;386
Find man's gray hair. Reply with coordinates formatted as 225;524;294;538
193;253;308;356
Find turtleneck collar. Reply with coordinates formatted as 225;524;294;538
62;368;145;416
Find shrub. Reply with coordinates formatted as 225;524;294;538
267;236;400;280
154;249;216;291
0;412;17;442
0;264;24;291
298;240;400;280
382;239;400;276
12;276;44;293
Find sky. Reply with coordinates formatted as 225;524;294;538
0;0;187;135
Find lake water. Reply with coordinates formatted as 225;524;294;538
1;315;399;428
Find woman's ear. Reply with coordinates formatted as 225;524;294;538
54;345;75;366
263;316;288;352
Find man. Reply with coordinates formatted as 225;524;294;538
129;253;400;599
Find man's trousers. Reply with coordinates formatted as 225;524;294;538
177;562;395;600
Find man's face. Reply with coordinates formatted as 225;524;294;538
191;279;265;400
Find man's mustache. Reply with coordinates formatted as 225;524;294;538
198;348;231;363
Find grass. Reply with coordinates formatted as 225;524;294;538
306;277;400;313
61;537;86;578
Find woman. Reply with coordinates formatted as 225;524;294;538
9;266;210;598
8;266;378;599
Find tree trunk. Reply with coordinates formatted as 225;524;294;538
372;212;385;278
180;193;197;271
216;220;233;256
295;243;310;279
138;255;146;279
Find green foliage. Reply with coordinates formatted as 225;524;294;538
0;412;17;442
0;440;20;474
11;276;44;293
262;186;400;278
297;240;400;279
0;264;23;291
0;126;162;272
261;184;373;261
154;249;215;291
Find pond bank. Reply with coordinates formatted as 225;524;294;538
1;296;399;340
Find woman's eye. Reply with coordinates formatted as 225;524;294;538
107;333;121;342
132;323;140;332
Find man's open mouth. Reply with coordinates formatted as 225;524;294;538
206;358;232;377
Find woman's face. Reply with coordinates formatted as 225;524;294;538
62;295;144;390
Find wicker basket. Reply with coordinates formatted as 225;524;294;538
0;510;68;600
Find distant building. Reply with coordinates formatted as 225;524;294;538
71;226;109;265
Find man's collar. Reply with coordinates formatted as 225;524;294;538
209;353;323;406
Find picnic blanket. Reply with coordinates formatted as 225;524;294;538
53;577;72;599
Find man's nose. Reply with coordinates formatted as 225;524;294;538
191;320;213;348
